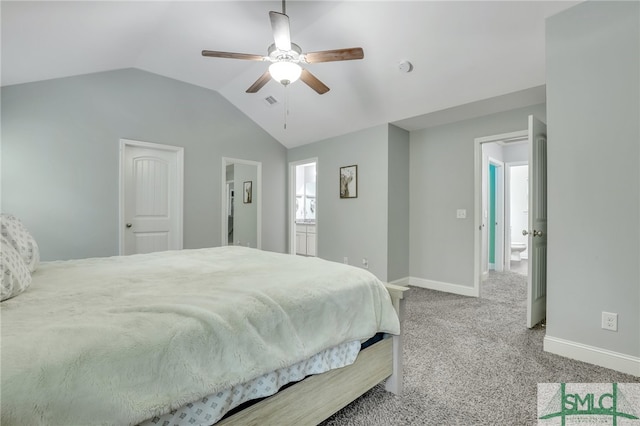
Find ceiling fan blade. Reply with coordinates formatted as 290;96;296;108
269;11;291;51
304;48;364;64
246;71;272;93
202;50;265;61
300;68;330;95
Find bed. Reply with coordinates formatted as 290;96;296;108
1;215;407;426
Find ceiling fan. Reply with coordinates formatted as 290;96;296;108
201;1;364;95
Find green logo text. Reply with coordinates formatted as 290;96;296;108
539;383;639;425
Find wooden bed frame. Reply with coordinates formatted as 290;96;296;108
217;283;409;425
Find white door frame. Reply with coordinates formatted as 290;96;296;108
473;130;527;297
221;157;262;249
288;158;318;255
119;139;184;255
225;180;234;245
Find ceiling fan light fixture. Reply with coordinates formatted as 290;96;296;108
269;61;302;86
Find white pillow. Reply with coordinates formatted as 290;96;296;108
1;235;32;301
0;214;40;273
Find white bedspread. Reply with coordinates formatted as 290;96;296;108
0;246;400;426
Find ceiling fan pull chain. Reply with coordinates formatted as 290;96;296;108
284;85;288;130
282;0;286;15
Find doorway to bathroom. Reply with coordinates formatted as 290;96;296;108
485;158;530;276
289;158;317;257
480;138;528;277
473;115;548;328
506;162;529;275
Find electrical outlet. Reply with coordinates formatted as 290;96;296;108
457;209;467;219
602;312;618;331
362;258;369;269
343;257;348;265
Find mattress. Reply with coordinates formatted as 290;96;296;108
1;246;400;425
140;340;361;426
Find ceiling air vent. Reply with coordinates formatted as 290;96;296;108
263;96;279;107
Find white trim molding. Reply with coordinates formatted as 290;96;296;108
544;335;640;377
388;277;410;287
409;277;477;297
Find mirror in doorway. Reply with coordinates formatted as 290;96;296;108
222;158;261;249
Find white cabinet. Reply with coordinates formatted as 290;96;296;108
306;226;316;256
296;226;307;255
296;224;316;256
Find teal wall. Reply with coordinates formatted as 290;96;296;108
489;164;496;265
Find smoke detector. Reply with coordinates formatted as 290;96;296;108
398;60;413;73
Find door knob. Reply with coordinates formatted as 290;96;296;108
126;223;132;228
522;229;529;236
533;230;544;237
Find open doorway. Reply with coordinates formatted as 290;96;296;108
474;129;529;286
221;157;262;249
226;180;234;245
480;145;529;277
474;116;547;328
289;158;318;257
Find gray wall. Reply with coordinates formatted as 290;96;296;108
387;125;410;282
503;143;528;163
232;163;258;248
288;124;390;280
1;68;287;260
409;104;546;287
546;1;639;357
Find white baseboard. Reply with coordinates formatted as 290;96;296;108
408;277;477;297
388;277;410;287
544;335;640;377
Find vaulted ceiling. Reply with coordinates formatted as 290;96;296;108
1;1;579;148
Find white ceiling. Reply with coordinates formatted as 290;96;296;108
1;1;579;148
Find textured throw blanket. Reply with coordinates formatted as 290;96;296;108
1;247;399;425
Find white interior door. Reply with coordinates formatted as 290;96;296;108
120;140;184;255
526;116;547;328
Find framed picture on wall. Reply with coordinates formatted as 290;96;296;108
243;181;252;204
339;165;357;199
